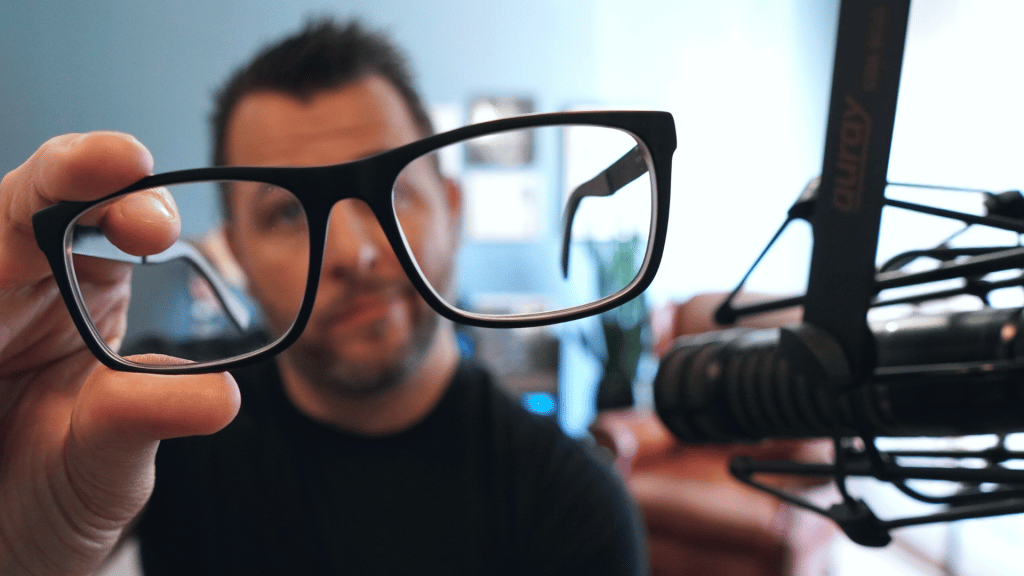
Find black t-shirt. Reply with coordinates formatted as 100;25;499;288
136;358;648;575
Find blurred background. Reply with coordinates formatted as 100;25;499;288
3;1;1022;573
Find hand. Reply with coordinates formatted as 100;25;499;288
0;132;240;575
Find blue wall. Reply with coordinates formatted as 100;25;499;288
1;1;602;174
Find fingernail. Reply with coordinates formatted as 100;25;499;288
118;191;177;224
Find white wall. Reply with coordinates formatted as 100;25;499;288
592;0;837;303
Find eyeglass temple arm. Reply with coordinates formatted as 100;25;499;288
71;226;252;333
560;145;649;278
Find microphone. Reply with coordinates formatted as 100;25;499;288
653;307;1024;443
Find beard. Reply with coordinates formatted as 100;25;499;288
266;241;458;403
276;300;443;401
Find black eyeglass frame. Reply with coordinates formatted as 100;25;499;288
32;110;676;374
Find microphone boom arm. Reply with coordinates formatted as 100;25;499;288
659;0;1024;547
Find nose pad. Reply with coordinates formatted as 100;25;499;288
323;199;389;277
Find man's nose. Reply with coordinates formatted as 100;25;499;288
322;199;393;278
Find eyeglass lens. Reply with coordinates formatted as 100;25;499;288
66;180;310;366
396;124;654;318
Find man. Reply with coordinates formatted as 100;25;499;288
136;19;647;574
0;18;646;575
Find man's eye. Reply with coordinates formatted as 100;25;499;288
257;198;306;231
275;200;304;222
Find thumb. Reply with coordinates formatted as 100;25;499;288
72;362;241;451
66;365;240;548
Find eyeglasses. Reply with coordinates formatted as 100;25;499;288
32;110;676;374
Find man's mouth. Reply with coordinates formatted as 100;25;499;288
317;289;407;331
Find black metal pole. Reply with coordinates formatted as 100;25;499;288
801;0;911;382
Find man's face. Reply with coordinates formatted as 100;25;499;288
222;76;460;397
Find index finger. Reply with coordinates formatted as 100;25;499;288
0;132;155;285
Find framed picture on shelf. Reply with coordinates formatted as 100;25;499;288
466;96;535;167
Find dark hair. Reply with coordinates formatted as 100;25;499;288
210;17;434;167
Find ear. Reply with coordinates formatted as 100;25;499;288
220;220;247;280
220;188;243;267
443;177;463;230
206;224;248;288
222;222;240;263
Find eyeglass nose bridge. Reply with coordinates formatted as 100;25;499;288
320;200;393;277
291;155;409;252
328;152;461;315
281;156;430;319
